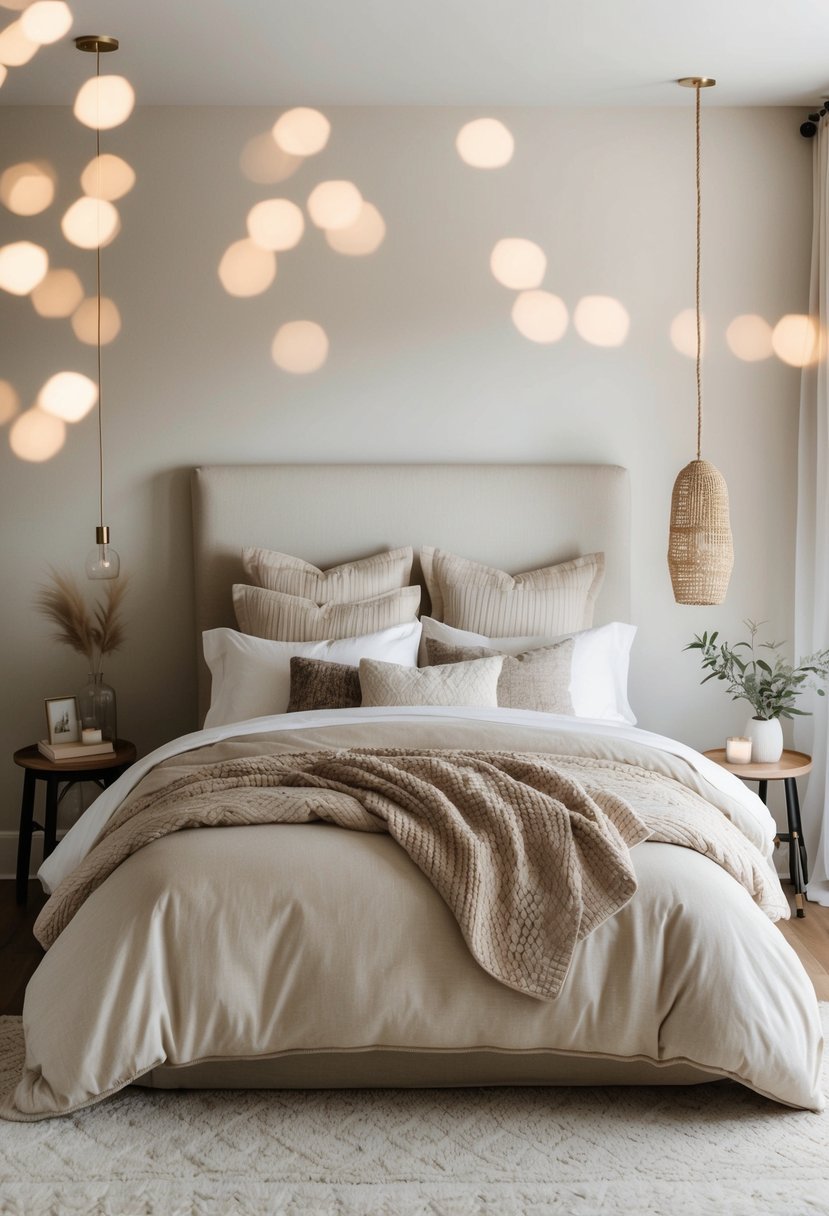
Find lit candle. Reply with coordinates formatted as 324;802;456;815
725;736;752;764
82;727;102;745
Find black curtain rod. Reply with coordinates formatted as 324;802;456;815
801;105;828;138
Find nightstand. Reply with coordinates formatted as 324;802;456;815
703;748;811;918
13;739;137;905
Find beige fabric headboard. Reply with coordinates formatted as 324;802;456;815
191;463;631;723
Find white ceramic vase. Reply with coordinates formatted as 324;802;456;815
745;716;784;764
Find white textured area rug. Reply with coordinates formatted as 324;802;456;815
1;1012;828;1216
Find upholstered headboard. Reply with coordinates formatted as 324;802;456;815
191;463;631;722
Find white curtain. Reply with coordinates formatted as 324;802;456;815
795;119;829;905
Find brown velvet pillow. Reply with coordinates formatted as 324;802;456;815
424;636;575;715
286;657;362;713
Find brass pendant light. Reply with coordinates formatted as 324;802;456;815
667;77;734;605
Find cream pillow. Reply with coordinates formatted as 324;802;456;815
233;584;421;642
359;654;503;708
242;545;413;603
420;547;604;636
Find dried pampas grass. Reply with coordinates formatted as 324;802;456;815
35;570;128;673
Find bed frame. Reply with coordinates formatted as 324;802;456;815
191;463;631;722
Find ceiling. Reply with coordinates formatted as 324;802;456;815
2;0;829;108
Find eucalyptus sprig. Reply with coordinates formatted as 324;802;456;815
685;620;829;720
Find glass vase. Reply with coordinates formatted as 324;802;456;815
78;672;117;742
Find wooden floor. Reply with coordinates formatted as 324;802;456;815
2;878;829;1015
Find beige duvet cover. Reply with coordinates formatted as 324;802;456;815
3;712;825;1119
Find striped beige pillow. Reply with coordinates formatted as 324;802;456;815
233;584;421;642
242;546;413;604
420;548;604;636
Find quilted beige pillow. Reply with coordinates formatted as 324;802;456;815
242;545;413;604
359;654;503;707
424;636;575;714
420;547;604;636
233;584;421;642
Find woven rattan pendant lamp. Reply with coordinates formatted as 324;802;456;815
667;77;734;605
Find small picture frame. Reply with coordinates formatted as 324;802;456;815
44;696;81;745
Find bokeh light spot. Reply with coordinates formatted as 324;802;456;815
240;131;303;185
771;314;820;368
0;379;19;424
490;238;546;290
669;308;707;358
61;197;120;249
511;291;568;344
272;108;330;157
0;64;6;88
9;406;65;461
20;1;72;45
0;160;55;215
80;153;135;201
246;198;305;251
73;75;135;130
218;238;276;297
456;118;514;169
31;267;84;317
38;371;98;422
0;19;39;66
272;321;329;374
0;240;48;294
726;314;773;362
71;296;121;345
573;295;630;347
325;202;386;256
307;180;363;231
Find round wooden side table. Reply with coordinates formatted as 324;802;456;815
13;739;137;905
703;748;811;917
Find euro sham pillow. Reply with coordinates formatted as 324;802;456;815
233;584;421;643
287;657;362;713
203;621;422;727
242;545;414;603
359;654;504;708
420;616;637;724
420;547;604;636
424;636;575;715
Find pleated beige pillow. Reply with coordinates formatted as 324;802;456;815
242;546;413;604
233;584;421;642
424;636;575;715
359;655;504;708
420;548;604;636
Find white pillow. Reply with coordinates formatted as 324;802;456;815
419;617;637;724
204;621;422;727
359;654;503;708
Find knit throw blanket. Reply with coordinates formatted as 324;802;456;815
33;749;783;999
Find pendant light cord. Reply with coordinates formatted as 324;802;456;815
695;82;703;462
95;46;105;531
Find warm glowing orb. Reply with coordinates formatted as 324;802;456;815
81;153;135;201
218;238;276;297
246;198;305;251
31;267;84;317
240;131;303;185
271;320;329;374
325;202;386;256
20;1;72;45
272;108;330;157
669;308;707;358
0;240;48;294
726;314;773;362
38;371;98;422
511;291;568;344
9;406;65;461
0;64;6;87
455;118;514;169
490;238;546;290
307;180;363;231
71;296;121;345
573;295;630;347
0;160;55;215
771;314;820;368
0;379;19;424
73;75;135;130
61;197;120;249
0;19;39;66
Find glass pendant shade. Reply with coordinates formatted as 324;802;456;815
667;459;734;605
86;524;120;579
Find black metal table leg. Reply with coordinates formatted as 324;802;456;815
15;769;37;904
43;775;60;860
784;777;809;884
757;779;768;805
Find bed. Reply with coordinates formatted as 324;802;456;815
1;463;824;1121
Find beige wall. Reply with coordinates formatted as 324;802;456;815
0;105;811;869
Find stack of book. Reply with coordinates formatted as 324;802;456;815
37;739;115;762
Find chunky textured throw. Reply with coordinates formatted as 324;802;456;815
36;749;650;999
